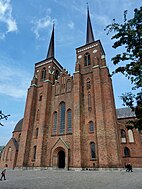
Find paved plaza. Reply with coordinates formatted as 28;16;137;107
0;169;142;189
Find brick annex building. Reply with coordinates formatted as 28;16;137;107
1;8;142;170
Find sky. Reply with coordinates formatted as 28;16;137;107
0;0;141;146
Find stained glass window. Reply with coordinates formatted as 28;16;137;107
90;142;96;159
67;109;72;133
89;121;94;132
60;102;65;134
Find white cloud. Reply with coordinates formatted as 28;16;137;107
94;14;111;27
32;16;53;39
68;21;74;30
0;57;31;99
0;0;18;38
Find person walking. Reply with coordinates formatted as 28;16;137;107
0;164;7;181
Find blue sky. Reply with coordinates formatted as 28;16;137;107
0;0;141;145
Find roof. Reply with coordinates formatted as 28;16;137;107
116;107;136;119
13;118;23;132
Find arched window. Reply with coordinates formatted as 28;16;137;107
53;112;58;134
128;129;134;143
60;102;65;134
33;145;37;160
84;52;91;66
90;142;96;159
67;109;72;133
121;129;126;143
89;121;94;132
86;78;91;90
124;147;130;157
41;67;46;80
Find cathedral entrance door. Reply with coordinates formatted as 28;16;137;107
58;150;65;168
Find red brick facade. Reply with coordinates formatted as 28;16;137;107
15;36;120;169
1;10;142;170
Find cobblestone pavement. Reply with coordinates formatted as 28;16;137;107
0;169;142;189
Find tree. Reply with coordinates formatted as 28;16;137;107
105;6;142;130
0;110;10;126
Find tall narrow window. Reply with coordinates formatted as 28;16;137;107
121;129;126;143
41;67;46;80
124;147;130;157
55;82;60;95
6;147;12;161
33;145;37;160
88;93;92;110
66;79;72;92
90;142;96;159
18;133;21;142
35;128;39;139
86;78;91;90
55;70;59;80
89;121;94;132
128;129;134;143
84;52;91;66
61;75;66;93
36;109;40;121
60;102;65;134
53;112;57;134
39;94;42;101
2;150;5;161
67;109;72;133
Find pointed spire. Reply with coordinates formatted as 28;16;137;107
47;24;54;59
86;4;94;44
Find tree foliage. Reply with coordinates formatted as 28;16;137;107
0;110;10;126
105;6;142;130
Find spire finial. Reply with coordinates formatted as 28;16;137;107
46;23;54;59
86;2;89;10
86;5;95;44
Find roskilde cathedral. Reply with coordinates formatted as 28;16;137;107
1;8;142;170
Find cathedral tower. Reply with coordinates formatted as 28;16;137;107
74;7;120;168
16;25;64;167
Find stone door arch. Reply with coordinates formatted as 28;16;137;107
51;138;69;169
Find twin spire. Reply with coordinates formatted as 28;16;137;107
86;5;95;44
46;6;95;59
46;24;54;59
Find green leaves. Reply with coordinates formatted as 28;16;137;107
105;6;142;130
